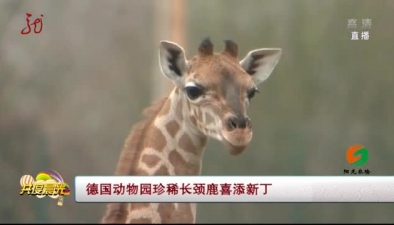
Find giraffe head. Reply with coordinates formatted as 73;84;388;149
159;38;282;155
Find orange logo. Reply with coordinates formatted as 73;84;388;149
346;144;369;166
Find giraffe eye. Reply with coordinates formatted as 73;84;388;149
184;86;203;100
247;88;259;100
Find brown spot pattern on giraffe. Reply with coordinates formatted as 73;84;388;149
169;150;200;175
165;120;180;138
143;127;167;152
189;116;197;126
156;165;170;175
179;133;199;155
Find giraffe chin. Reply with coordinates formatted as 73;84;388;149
221;129;253;155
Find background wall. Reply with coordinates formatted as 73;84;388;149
1;0;393;223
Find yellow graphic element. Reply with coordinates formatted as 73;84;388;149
20;170;70;206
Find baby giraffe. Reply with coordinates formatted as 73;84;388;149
101;38;282;224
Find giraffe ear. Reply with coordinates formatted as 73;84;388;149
159;41;188;85
240;48;282;85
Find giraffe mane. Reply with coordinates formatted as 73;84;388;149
101;96;168;224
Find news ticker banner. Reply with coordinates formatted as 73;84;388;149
74;176;394;203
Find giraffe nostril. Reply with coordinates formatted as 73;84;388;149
226;116;251;130
227;117;238;131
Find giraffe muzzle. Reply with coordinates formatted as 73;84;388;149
221;115;253;152
226;116;252;131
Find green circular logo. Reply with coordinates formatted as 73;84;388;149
346;144;369;167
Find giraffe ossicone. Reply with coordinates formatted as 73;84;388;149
101;38;282;224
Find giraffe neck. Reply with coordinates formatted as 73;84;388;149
122;88;207;224
137;87;208;176
102;88;208;224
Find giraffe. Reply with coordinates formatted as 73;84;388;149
101;38;282;224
